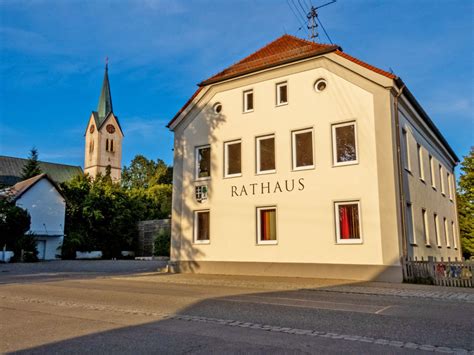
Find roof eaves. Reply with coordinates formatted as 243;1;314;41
167;87;204;129
396;78;459;163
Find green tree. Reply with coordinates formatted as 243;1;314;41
0;199;31;251
21;147;42;180
457;147;474;258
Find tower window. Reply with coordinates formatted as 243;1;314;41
110;139;114;152
106;139;109;152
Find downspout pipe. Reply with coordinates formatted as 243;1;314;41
394;83;407;258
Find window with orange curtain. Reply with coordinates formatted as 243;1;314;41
257;207;277;244
335;201;361;243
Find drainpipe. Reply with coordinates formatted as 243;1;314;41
394;83;407;258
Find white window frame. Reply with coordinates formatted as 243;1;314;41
417;144;425;182
193;210;210;244
447;172;453;201
224;140;242;178
439;164;445;195
444;217;450;248
256;134;276;175
406;202;416;245
332;121;359;167
434;213;441;247
276;81;288;106
243;89;254;113
334;200;363;245
422;208;430;246
195;145;211;181
291;128;314;171
256;206;278;245
452;221;458;249
429;155;436;189
402;128;411;172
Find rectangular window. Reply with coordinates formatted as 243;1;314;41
439;165;445;195
434;213;441;247
402;129;411;171
256;135;275;174
417;144;424;181
452;221;458;249
332;122;358;166
276;82;288;106
447;172;453;200
335;201;362;244
257;207;277;244
292;128;314;170
196;145;211;180
194;210;210;244
429;155;436;189
444;217;450;248
224;140;242;178
406;203;416;245
243;90;254;113
422;209;430;246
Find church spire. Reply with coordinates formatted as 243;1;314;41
97;61;113;120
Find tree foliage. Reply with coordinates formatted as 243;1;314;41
21;147;42;180
457;147;474;258
61;155;173;259
0;199;31;250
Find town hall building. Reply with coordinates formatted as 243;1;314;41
167;35;461;282
84;64;123;181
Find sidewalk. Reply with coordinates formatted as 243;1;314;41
116;272;474;302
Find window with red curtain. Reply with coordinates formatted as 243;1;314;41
258;207;276;243
337;203;360;240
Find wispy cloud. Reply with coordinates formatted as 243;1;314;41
121;116;169;138
0;27;60;55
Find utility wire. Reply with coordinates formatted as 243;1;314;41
317;16;333;44
297;0;310;17
291;0;308;24
287;0;310;35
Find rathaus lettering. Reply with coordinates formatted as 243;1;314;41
231;178;305;197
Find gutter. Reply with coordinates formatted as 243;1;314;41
394;84;408;258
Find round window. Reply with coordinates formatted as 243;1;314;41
213;102;222;114
106;124;116;134
89;125;95;134
314;79;327;92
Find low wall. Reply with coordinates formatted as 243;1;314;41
137;219;170;257
0;251;14;263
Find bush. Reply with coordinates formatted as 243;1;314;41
153;229;170;257
12;234;39;262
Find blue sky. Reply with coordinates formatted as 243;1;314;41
0;0;473;171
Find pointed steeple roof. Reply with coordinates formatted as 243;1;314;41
97;63;113;124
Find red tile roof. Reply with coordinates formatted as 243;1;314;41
200;35;339;86
168;34;396;128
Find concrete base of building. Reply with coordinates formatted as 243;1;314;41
168;260;403;283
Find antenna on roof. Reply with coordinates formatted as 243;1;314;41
305;0;336;42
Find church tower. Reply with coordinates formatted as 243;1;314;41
84;63;123;181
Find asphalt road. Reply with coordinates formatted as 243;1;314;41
0;261;473;354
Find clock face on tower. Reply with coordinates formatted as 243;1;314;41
106;124;115;134
89;125;95;133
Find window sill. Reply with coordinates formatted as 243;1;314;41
195;177;211;182
333;160;359;168
276;102;288;107
336;240;363;245
257;241;278;245
243;109;254;114
224;174;242;179
256;170;276;175
292;165;315;172
194;240;210;245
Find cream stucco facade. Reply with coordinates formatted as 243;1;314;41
168;36;460;282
